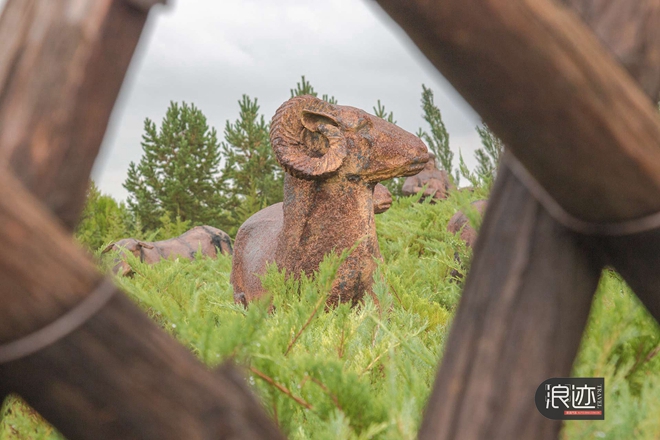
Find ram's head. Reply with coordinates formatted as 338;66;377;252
270;95;429;182
101;238;153;276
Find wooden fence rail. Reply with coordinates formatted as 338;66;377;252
0;0;152;230
375;0;660;222
0;1;283;438
373;0;660;439
2;0;660;438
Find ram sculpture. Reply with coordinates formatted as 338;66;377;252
231;95;428;307
103;225;233;276
401;152;454;202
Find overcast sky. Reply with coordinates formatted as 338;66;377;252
15;0;485;201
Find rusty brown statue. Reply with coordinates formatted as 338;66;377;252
373;183;393;214
447;200;488;279
231;183;392;306
231;95;428;307
401;153;455;202
103;225;233;275
447;200;488;248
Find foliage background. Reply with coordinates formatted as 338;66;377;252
3;191;659;439
123;101;225;232
3;80;658;439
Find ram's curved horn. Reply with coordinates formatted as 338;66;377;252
270;95;347;180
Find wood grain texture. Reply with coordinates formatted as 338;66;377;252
374;0;660;222
561;0;660;100
0;170;283;439
0;1;283;437
418;167;602;440
371;1;660;439
559;0;660;350
3;295;283;439
0;166;98;345
0;0;153;230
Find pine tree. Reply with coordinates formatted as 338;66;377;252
290;75;338;104
123;102;223;232
217;95;283;235
474;123;503;181
418;85;455;181
459;123;504;189
373;99;396;124
75;181;135;250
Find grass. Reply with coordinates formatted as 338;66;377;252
2;190;659;439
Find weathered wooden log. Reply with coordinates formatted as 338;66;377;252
371;1;660;439
0;171;283;439
0;0;159;231
418;167;602;440
559;1;660;327
0;0;283;437
374;0;660;223
561;0;660;101
0;0;162;412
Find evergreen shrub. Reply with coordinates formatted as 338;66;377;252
3;192;659;439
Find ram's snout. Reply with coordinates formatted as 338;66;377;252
364;116;429;182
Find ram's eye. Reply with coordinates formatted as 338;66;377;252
355;118;371;131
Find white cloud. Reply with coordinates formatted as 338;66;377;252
0;0;484;201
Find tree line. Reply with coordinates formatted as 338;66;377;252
75;76;501;250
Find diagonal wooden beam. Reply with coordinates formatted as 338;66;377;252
375;0;660;223
561;0;660;328
421;166;601;439
372;0;660;439
0;0;157;230
0;0;162;406
561;0;660;101
0;1;283;437
0;145;284;440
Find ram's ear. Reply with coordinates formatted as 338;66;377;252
101;243;116;254
137;241;154;249
300;110;339;133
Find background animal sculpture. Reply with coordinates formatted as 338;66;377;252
103;225;232;275
373;183;393;214
447;200;488;248
231;95;428;307
402;153;455;202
